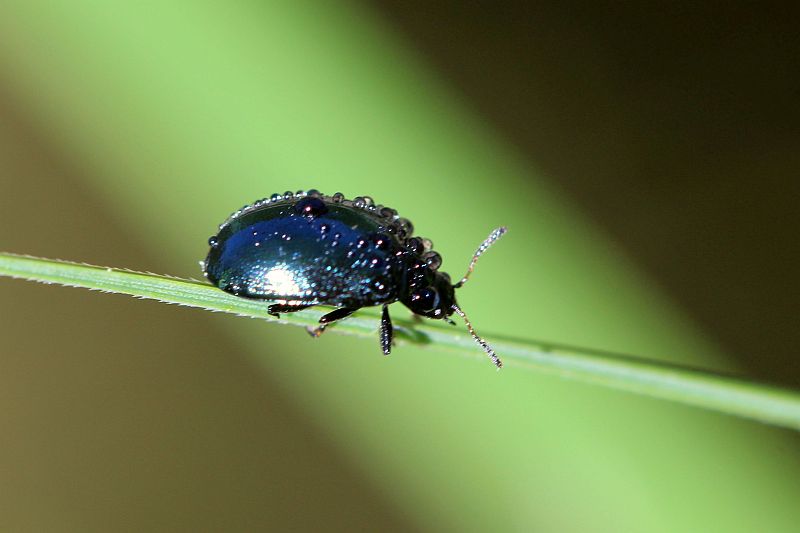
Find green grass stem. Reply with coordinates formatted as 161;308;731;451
2;252;799;431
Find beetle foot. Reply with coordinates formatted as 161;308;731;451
307;325;326;338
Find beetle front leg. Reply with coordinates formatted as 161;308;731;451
380;304;393;355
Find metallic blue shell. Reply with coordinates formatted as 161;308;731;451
203;193;407;308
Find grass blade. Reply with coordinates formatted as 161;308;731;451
2;252;799;431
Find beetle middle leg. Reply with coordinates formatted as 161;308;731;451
307;307;359;338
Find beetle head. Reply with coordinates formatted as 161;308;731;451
408;226;508;368
405;272;456;319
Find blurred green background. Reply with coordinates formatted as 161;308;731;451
1;2;798;531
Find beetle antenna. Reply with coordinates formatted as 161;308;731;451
452;304;502;368
454;226;507;288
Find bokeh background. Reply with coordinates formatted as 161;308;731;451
1;2;799;531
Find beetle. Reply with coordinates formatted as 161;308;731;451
202;190;506;367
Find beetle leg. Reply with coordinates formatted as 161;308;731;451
380;304;393;356
267;303;312;318
307;307;358;337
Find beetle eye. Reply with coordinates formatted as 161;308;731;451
411;287;439;312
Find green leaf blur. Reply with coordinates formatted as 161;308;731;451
0;2;797;532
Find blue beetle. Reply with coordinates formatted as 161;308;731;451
203;190;506;367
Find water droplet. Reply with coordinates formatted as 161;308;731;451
423;251;442;270
332;192;345;203
379;206;397;219
294;197;328;217
373;233;391;250
389;223;406;239
406;237;423;255
208;236;219;247
397;218;414;235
